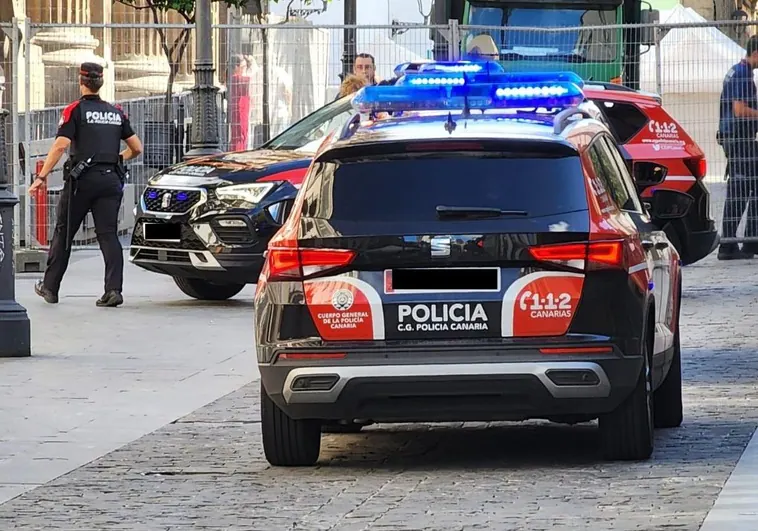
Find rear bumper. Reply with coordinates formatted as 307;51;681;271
260;349;643;423
682;224;719;264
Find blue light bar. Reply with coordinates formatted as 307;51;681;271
397;69;586;88
352;80;585;114
417;60;505;74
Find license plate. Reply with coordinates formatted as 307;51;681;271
384;267;501;294
143;222;181;242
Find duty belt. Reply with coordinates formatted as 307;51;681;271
70;153;121;165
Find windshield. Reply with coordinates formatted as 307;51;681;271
264;95;355;151
468;4;618;62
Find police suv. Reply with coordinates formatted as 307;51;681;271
254;64;689;466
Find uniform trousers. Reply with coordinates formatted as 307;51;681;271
721;140;758;249
42;166;124;294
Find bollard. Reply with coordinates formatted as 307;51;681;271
0;108;31;357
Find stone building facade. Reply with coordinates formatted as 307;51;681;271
1;0;231;110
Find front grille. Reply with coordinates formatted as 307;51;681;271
132;248;193;264
131;219;206;251
143;187;202;213
211;219;254;245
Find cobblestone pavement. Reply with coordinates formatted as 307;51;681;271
1;252;758;530
0;251;256;504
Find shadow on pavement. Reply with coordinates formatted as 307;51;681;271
149;298;255;309
313;417;754;471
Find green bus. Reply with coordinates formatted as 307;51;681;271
430;0;659;89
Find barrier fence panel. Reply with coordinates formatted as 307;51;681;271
20;22;204;251
216;23;447;149
649;19;758;250
7;17;758;256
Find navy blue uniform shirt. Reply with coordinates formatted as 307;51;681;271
57;94;134;163
719;60;758;175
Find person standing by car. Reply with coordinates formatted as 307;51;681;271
718;35;758;260
29;62;143;307
229;54;252;151
353;53;377;86
335;52;378;101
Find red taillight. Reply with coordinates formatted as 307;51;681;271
265;245;356;281
684;157;706;180
278;352;347;361
587;241;624;267
528;240;624;269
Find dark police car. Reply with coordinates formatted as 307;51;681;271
128;96;359;300
254;65;689;466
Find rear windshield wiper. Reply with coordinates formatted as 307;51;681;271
436;205;529;219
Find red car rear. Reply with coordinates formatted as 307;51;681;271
584;83;718;265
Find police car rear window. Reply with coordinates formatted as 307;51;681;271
299;154;588;222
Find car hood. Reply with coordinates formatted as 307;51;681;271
148;149;313;189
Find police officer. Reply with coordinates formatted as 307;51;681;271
718;35;758;260
29;62;143;306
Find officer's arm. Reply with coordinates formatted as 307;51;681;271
728;72;758;118
117;106;143;161
37;102;79;181
733;100;758;119
121;135;143;162
37;137;71;181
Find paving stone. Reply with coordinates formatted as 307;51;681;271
2;252;758;530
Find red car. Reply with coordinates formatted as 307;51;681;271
584;82;718;265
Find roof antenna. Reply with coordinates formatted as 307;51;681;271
444;112;457;134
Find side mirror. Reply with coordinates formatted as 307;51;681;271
639;9;660;46
649;189;694;220
633;161;668;188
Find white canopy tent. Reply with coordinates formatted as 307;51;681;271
639;4;745;95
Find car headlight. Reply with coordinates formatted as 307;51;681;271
214;183;275;208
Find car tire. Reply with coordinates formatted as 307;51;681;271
599;332;654;461
261;383;321;467
173;277;245;301
654;290;683;428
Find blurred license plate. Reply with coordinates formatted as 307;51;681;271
143;223;181;242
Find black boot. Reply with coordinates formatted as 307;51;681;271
96;290;123;308
34;280;59;304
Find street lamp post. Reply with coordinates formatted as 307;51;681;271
0;108;31;358
341;0;357;80
183;0;223;160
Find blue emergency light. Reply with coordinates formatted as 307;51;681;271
417;60;505;74
352;67;586;114
398;68;585;88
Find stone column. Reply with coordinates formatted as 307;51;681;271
30;0;106;106
113;3;170;99
99;0;115;101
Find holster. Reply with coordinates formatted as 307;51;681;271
62;158;89;252
114;156;129;187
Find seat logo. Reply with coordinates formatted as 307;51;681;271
430;236;451;257
161;192;172;209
